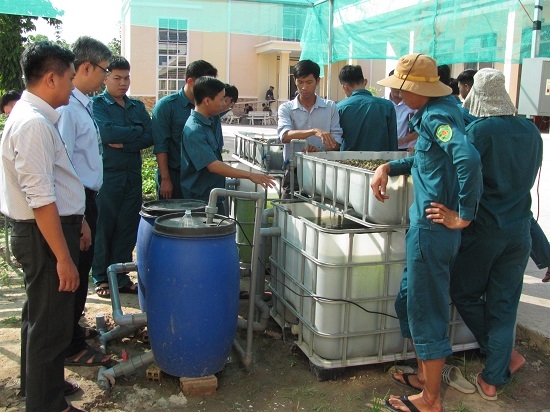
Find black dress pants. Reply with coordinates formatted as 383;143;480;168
13;220;81;412
66;189;97;357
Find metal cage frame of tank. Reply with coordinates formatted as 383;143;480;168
233;131;287;174
268;201;479;370
294;151;414;228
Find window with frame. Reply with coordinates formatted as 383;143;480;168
282;5;307;42
464;32;497;63
158;18;188;99
521;24;550;59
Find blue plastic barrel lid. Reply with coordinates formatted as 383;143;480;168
141;199;206;216
153;212;236;238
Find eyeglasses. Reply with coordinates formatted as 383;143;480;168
399;53;423;91
92;63;110;75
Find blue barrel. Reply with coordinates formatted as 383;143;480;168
147;212;240;377
136;199;205;312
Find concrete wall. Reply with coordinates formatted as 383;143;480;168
126;24;157;97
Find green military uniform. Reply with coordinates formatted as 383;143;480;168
152;88;194;199
92;91;153;287
389;97;482;360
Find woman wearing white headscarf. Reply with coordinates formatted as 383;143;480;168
434;68;543;401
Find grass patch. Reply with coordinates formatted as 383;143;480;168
0;316;20;326
141;147;157;202
455;402;473;412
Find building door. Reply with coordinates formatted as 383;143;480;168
289;65;297;100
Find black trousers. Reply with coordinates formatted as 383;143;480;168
13;220;81;412
66;189;97;356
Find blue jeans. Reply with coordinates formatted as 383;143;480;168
530;217;550;270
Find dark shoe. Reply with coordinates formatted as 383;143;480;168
65;344;112;366
64;381;80;396
542;270;550;283
119;284;138;294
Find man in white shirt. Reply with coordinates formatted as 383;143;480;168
277;59;342;198
56;36;113;367
0;41;86;412
387;69;418;150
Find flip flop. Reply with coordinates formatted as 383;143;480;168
441;364;476;394
384;395;421;412
390;372;422;392
64;381;80;396
65;344;113;367
469;373;497;401
542;271;550;283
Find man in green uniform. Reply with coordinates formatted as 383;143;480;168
337;65;397;151
371;53;482;412
92;56;153;295
181;77;275;213
432;69;542;401
152;60;217;199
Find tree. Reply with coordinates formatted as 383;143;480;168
108;23;122;55
26;33;70;49
108;37;121;56
0;13;62;93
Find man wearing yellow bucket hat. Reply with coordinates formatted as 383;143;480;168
371;54;483;412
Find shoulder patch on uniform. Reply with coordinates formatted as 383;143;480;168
436;124;452;142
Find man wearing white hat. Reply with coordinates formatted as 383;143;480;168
371;53;483;412
432;68;542;401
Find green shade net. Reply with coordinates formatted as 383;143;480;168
0;0;63;18
301;0;541;65
1;0;545;66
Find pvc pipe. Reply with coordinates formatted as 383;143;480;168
97;351;155;390
532;0;543;58
98;324;142;354
206;188;264;366
107;263;147;327
256;208;280;296
206;188;263;224
237;294;270;331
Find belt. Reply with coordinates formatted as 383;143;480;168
15;215;84;225
85;188;98;199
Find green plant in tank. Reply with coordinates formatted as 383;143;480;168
366;86;380;96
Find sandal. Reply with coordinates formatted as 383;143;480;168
469;373;497;401
542;270;550;283
64;381;80;396
119;283;138;294
385;395;421;412
441;364;475;394
95;283;110;298
65;344;112;366
390;372;423;392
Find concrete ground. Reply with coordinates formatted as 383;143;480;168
222;123;550;352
